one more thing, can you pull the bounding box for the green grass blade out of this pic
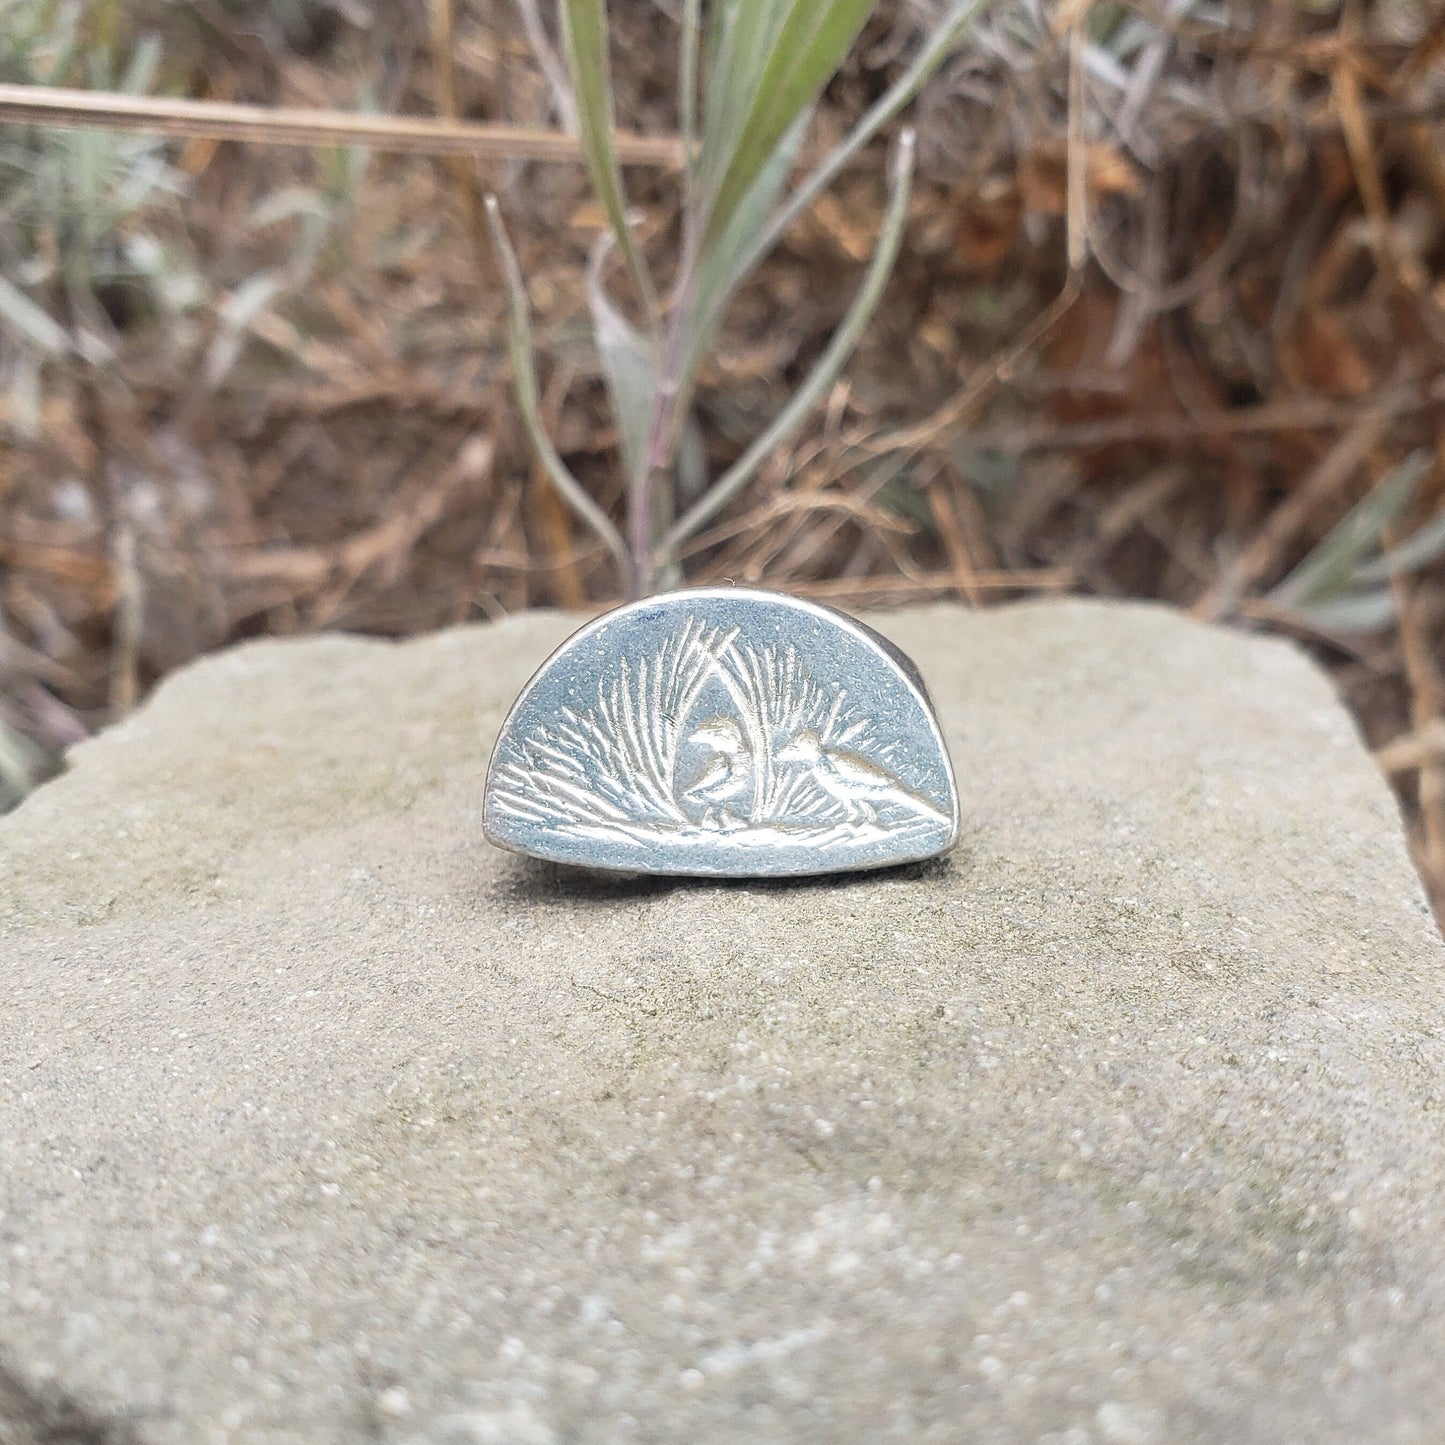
[1358,510,1445,585]
[724,0,995,293]
[1284,589,1398,635]
[703,0,877,246]
[660,128,916,564]
[587,236,659,480]
[0,271,70,352]
[680,113,807,390]
[1271,452,1428,607]
[484,195,635,593]
[559,0,657,318]
[0,717,54,812]
[698,0,788,201]
[119,32,162,95]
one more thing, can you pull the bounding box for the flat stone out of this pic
[0,600,1441,1445]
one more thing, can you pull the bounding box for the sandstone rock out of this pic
[1,601,1441,1444]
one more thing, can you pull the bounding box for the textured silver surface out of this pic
[483,587,959,875]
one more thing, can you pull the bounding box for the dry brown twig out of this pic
[222,436,494,622]
[926,459,985,605]
[0,82,682,167]
[1377,721,1445,776]
[531,361,589,609]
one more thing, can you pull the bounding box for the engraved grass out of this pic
[490,613,946,852]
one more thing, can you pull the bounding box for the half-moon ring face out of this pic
[484,587,959,878]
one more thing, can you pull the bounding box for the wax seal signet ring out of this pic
[483,586,959,878]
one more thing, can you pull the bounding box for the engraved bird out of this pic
[776,727,948,826]
[683,715,754,826]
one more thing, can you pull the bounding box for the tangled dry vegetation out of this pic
[0,0,1442,913]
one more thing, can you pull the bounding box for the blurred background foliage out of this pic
[0,0,1442,910]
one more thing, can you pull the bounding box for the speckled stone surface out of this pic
[1,601,1442,1445]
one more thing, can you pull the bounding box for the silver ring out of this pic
[484,586,958,877]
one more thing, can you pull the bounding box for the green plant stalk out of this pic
[484,195,636,593]
[515,1,994,596]
[623,281,692,588]
[558,0,667,586]
[656,127,917,570]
